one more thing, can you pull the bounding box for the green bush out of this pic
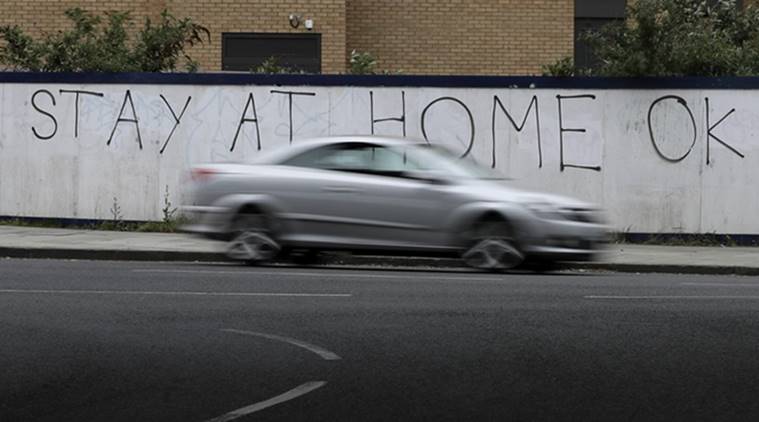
[544,0,759,77]
[348,49,377,74]
[251,56,297,74]
[0,8,209,72]
[541,57,579,77]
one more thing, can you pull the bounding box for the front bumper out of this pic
[521,219,610,262]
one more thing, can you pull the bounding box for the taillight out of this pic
[190,167,218,182]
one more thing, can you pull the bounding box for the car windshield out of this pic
[405,144,506,180]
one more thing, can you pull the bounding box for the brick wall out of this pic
[0,0,573,75]
[346,0,574,75]
[0,1,166,37]
[168,0,346,73]
[0,0,347,74]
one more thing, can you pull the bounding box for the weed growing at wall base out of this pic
[0,188,188,233]
[0,216,189,233]
[613,232,757,246]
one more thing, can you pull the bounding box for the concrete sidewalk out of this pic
[1,225,758,275]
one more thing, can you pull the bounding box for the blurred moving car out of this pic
[182,136,608,270]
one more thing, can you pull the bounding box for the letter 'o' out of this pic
[647,95,697,163]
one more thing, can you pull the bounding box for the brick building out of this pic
[0,0,750,75]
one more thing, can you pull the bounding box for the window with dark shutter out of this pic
[222,33,321,73]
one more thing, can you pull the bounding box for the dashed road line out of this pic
[585,295,759,300]
[222,329,341,361]
[203,381,327,422]
[0,289,351,298]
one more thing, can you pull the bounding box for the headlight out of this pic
[558,207,602,223]
[525,202,564,220]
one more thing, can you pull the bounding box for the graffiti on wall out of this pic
[27,88,747,170]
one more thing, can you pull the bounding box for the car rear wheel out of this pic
[462,219,524,271]
[286,248,323,266]
[226,210,280,264]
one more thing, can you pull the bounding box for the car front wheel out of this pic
[461,219,524,271]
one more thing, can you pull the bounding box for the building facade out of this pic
[1,0,750,75]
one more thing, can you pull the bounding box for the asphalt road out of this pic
[2,259,759,421]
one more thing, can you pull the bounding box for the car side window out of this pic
[282,143,367,170]
[363,146,417,173]
[282,143,421,176]
[315,146,370,170]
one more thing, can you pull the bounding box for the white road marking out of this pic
[0,289,351,298]
[203,381,327,422]
[222,329,341,361]
[133,268,503,281]
[586,295,759,300]
[681,282,759,287]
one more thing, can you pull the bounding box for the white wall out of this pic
[1,82,756,233]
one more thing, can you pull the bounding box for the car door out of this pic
[308,142,452,249]
[356,143,457,248]
[340,169,452,249]
[276,141,453,249]
[267,143,371,245]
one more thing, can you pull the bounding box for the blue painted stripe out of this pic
[3,72,759,89]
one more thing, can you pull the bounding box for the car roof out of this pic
[253,135,428,164]
[296,135,425,148]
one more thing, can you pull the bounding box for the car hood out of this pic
[455,179,596,209]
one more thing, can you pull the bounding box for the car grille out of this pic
[545,237,605,250]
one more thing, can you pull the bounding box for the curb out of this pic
[571,262,759,276]
[0,246,464,269]
[0,247,223,263]
[3,246,759,275]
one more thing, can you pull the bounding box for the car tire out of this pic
[226,210,280,265]
[522,258,564,273]
[286,249,323,266]
[461,218,524,271]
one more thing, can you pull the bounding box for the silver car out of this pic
[182,136,608,270]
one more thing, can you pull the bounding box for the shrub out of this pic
[544,0,759,77]
[348,49,378,74]
[541,57,580,77]
[0,8,209,72]
[251,56,296,74]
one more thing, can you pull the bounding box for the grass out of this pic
[613,232,754,247]
[0,216,189,233]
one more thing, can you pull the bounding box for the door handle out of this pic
[322,186,359,193]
